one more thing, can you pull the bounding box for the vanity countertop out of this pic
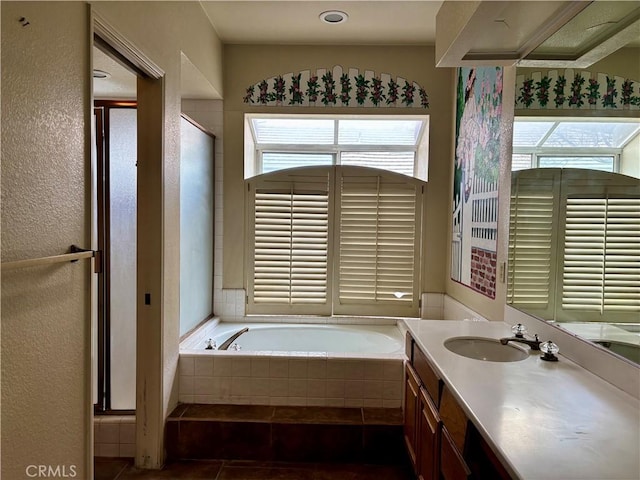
[403,319,640,480]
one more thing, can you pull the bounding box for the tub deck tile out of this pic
[362,407,403,425]
[177,404,275,422]
[272,406,363,424]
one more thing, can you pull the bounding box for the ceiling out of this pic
[93,1,639,99]
[199,1,443,45]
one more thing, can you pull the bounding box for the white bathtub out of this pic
[181,321,404,355]
[178,319,406,408]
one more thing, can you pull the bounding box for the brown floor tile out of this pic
[96,459,412,480]
[118,460,224,479]
[311,463,413,480]
[94,458,131,480]
[272,406,362,424]
[217,464,311,480]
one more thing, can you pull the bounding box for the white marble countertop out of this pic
[403,319,640,480]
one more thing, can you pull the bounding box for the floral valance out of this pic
[242,66,429,108]
[516,69,640,110]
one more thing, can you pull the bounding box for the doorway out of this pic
[93,98,138,413]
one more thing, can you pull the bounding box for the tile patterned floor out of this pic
[95,458,414,480]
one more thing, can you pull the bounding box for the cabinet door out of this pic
[418,387,440,480]
[404,362,420,471]
[441,427,472,480]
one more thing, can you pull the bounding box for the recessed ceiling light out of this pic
[320,10,348,25]
[93,69,111,79]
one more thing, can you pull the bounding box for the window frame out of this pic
[511,117,640,173]
[246,114,429,180]
[245,165,424,317]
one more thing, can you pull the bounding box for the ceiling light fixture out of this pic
[92,69,111,79]
[320,10,348,25]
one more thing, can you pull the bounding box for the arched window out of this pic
[246,165,424,317]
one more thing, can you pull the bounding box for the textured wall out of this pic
[91,1,223,467]
[222,45,454,292]
[1,2,91,478]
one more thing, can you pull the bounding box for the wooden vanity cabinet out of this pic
[404,336,443,480]
[440,385,472,480]
[404,363,420,469]
[404,333,513,480]
[441,427,472,480]
[417,387,440,480]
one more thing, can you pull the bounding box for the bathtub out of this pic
[181,321,405,355]
[178,318,406,408]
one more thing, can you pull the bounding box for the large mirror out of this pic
[508,43,640,365]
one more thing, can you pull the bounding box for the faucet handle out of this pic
[511,323,527,338]
[540,340,559,362]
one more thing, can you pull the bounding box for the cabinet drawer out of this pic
[441,427,472,480]
[439,385,468,453]
[418,387,440,480]
[404,362,421,470]
[413,341,442,408]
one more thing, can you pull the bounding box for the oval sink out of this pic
[444,336,528,362]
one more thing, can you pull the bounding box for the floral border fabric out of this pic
[243,66,428,108]
[516,69,640,110]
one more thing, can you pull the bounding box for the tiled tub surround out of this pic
[179,317,405,407]
[94,415,136,458]
[179,353,404,408]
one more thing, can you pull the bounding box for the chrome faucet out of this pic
[499,323,542,351]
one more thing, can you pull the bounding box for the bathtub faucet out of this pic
[219,327,249,350]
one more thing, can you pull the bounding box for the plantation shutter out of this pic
[561,193,640,318]
[335,169,422,316]
[247,171,331,315]
[508,170,559,318]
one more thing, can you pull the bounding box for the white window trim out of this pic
[246,165,424,317]
[245,113,429,180]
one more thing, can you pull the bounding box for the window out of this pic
[562,194,640,314]
[246,166,423,317]
[245,114,429,180]
[511,119,640,177]
[509,168,640,322]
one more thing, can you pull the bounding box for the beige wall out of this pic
[222,45,455,295]
[1,3,92,478]
[1,1,223,475]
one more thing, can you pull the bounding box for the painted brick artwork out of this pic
[451,66,503,299]
[470,247,497,298]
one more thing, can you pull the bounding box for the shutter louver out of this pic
[252,186,329,310]
[508,173,557,312]
[563,196,640,313]
[337,173,419,315]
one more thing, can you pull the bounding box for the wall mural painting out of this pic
[515,69,640,110]
[242,66,429,108]
[451,67,503,299]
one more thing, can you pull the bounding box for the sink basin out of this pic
[444,336,529,362]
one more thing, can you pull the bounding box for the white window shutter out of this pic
[335,168,421,316]
[562,195,640,315]
[247,171,332,315]
[508,170,559,317]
